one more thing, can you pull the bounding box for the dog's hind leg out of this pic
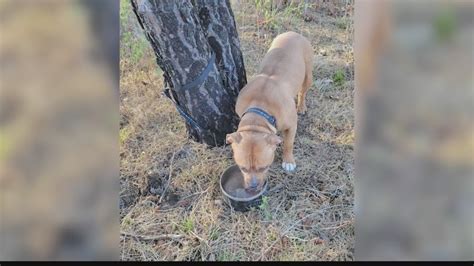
[297,65,313,114]
[297,54,313,115]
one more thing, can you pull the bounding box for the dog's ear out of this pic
[226,132,242,144]
[266,134,282,146]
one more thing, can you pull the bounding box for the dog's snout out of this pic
[249,176,259,188]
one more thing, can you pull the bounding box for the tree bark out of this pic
[193,0,247,99]
[131,0,247,146]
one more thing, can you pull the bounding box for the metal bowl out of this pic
[219,164,268,212]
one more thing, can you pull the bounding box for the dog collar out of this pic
[242,107,277,128]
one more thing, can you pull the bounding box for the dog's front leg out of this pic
[281,126,297,172]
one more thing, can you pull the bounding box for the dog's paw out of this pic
[297,104,307,115]
[297,110,306,115]
[282,162,296,172]
[297,107,307,115]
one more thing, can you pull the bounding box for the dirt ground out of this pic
[120,0,354,261]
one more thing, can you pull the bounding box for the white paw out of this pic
[282,162,296,172]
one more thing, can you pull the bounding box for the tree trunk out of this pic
[193,0,247,100]
[131,0,247,146]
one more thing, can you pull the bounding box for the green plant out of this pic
[120,0,131,27]
[259,196,272,220]
[268,231,277,242]
[122,216,132,226]
[254,0,306,31]
[336,17,348,30]
[181,218,194,233]
[217,250,233,261]
[217,250,244,261]
[120,0,150,63]
[254,0,278,30]
[333,69,345,87]
[433,7,457,42]
[119,127,130,145]
[131,37,148,63]
[209,227,219,241]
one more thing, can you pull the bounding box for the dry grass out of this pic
[120,0,354,261]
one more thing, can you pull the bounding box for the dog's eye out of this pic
[257,166,269,172]
[240,167,249,173]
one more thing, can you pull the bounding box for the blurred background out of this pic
[355,0,473,261]
[0,0,119,260]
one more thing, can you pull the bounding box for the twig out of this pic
[159,186,211,212]
[121,231,183,241]
[159,151,176,204]
[179,189,208,201]
[319,220,353,230]
[202,157,233,163]
[268,183,284,193]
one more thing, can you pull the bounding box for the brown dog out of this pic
[226,31,313,190]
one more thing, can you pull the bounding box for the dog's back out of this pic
[258,32,312,96]
[236,31,313,118]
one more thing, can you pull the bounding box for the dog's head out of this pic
[226,131,281,191]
